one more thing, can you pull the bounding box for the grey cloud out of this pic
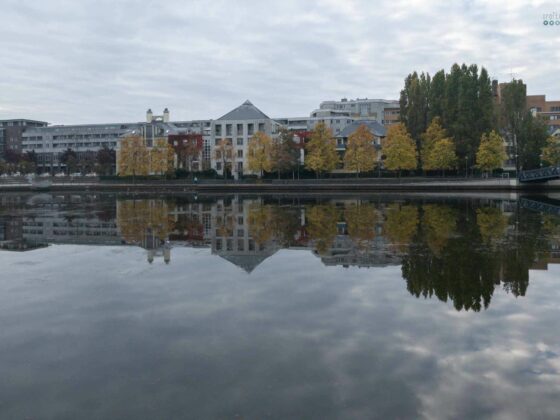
[0,0,559,124]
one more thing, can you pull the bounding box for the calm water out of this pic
[1,192,560,419]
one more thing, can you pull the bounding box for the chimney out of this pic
[146,108,153,123]
[163,108,170,123]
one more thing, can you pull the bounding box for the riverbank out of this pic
[1,177,559,192]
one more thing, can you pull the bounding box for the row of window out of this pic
[215,123,266,136]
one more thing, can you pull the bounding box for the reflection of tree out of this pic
[403,208,498,312]
[248,204,274,245]
[269,205,301,247]
[477,207,509,245]
[345,203,378,249]
[402,203,553,311]
[384,204,418,251]
[423,204,457,255]
[117,200,173,244]
[306,204,339,254]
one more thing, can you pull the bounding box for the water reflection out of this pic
[1,193,559,312]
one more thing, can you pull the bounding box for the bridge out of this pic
[519,166,560,183]
[520,197,560,216]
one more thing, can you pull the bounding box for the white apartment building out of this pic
[210,100,281,178]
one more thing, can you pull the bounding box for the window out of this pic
[237,150,243,158]
[237,240,244,251]
[551,106,560,112]
[238,216,244,224]
[237,162,243,172]
[237,124,243,135]
[215,125,222,136]
[258,123,265,132]
[248,124,254,135]
[237,138,243,146]
[216,162,222,170]
[215,138,221,146]
[226,124,232,136]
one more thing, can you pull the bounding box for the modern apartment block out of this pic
[0,119,48,157]
[527,95,560,134]
[317,97,400,125]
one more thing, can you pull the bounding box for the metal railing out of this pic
[519,166,560,182]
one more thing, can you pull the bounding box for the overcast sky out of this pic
[0,0,559,125]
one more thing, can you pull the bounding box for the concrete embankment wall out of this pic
[2,178,559,193]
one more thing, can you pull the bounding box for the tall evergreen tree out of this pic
[428,70,446,122]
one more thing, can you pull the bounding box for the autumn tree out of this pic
[476,131,506,175]
[305,122,338,178]
[344,124,377,177]
[176,135,203,172]
[150,138,175,176]
[247,131,272,178]
[214,138,234,179]
[118,135,149,177]
[421,117,447,169]
[382,123,417,176]
[425,138,457,176]
[541,136,560,166]
[270,127,299,178]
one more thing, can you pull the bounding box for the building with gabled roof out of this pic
[211,100,281,178]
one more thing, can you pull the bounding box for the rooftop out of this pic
[217,100,270,121]
[337,120,387,138]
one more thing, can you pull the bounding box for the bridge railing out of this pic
[519,166,560,182]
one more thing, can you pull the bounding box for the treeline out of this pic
[399,63,552,171]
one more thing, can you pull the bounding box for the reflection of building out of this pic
[0,216,48,251]
[211,198,279,273]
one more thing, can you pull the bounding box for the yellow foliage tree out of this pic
[476,131,507,174]
[425,138,457,175]
[305,122,339,177]
[247,131,273,177]
[118,135,149,177]
[344,124,377,176]
[384,204,419,251]
[541,136,560,166]
[214,138,234,179]
[421,117,447,169]
[150,137,175,175]
[382,123,417,176]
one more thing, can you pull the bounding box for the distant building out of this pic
[316,97,400,125]
[527,95,560,134]
[0,119,48,158]
[334,120,387,168]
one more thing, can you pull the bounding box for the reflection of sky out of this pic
[0,245,559,419]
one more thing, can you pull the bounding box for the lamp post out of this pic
[465,156,468,178]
